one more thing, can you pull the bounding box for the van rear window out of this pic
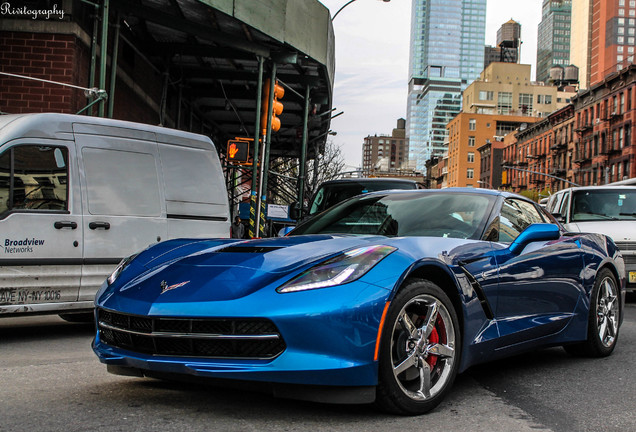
[0,145,69,216]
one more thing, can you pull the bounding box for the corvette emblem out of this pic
[160,280,190,294]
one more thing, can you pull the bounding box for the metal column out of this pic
[107,12,120,118]
[249,57,264,238]
[297,85,311,218]
[98,0,109,117]
[87,3,99,116]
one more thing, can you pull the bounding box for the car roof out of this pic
[360,187,521,200]
[553,185,636,193]
[319,178,418,185]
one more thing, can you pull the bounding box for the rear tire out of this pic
[564,268,620,357]
[375,279,461,415]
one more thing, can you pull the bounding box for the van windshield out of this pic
[309,180,417,215]
[571,189,636,221]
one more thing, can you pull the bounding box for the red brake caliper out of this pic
[427,323,439,368]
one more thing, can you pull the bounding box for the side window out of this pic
[499,199,544,243]
[82,147,160,216]
[559,193,570,217]
[547,192,563,214]
[0,145,68,217]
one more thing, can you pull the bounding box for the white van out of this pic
[0,113,230,319]
[546,185,636,291]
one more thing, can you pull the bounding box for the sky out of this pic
[319,0,543,169]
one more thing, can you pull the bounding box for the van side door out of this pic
[0,140,83,313]
[74,126,167,302]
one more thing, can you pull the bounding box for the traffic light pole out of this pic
[297,85,311,217]
[249,57,264,238]
[502,165,580,187]
[256,64,278,237]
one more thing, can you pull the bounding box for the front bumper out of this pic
[93,281,390,388]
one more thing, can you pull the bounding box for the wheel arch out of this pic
[393,261,465,333]
[596,261,625,325]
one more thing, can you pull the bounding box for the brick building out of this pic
[362,118,413,176]
[573,65,636,185]
[477,138,505,189]
[446,112,536,188]
[500,65,636,194]
[1,12,193,127]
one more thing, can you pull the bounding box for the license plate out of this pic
[630,272,636,284]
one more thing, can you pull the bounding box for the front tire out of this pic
[376,279,461,415]
[565,268,620,357]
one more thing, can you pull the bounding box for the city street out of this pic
[1,298,634,432]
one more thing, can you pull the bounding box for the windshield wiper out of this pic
[576,212,618,220]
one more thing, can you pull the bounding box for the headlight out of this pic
[107,253,138,285]
[277,245,397,293]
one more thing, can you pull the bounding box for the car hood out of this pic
[565,221,635,242]
[98,233,489,315]
[100,234,393,306]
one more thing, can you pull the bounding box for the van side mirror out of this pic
[551,212,565,223]
[509,223,561,255]
[278,226,294,237]
[289,201,299,221]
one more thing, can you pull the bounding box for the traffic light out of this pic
[227,138,250,164]
[260,79,284,133]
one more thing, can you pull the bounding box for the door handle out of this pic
[89,221,111,230]
[54,221,78,230]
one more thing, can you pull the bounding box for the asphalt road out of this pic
[0,298,634,432]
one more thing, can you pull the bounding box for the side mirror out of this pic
[289,201,299,221]
[509,223,561,255]
[278,226,294,237]
[550,212,565,223]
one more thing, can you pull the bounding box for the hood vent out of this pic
[216,245,284,253]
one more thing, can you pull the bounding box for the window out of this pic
[498,199,545,243]
[497,92,513,115]
[0,145,69,216]
[479,90,494,101]
[467,152,475,163]
[82,148,161,216]
[468,136,475,147]
[519,93,533,115]
[467,168,474,179]
[469,119,476,130]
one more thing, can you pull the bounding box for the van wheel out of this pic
[58,312,94,323]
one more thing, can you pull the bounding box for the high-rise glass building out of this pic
[406,0,487,172]
[536,0,572,83]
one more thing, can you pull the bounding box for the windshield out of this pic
[571,188,636,221]
[308,180,417,215]
[293,191,496,239]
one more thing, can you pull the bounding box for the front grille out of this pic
[622,254,636,266]
[97,309,286,359]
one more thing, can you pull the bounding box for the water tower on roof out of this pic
[497,19,521,63]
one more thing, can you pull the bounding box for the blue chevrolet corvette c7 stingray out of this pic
[93,189,626,415]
